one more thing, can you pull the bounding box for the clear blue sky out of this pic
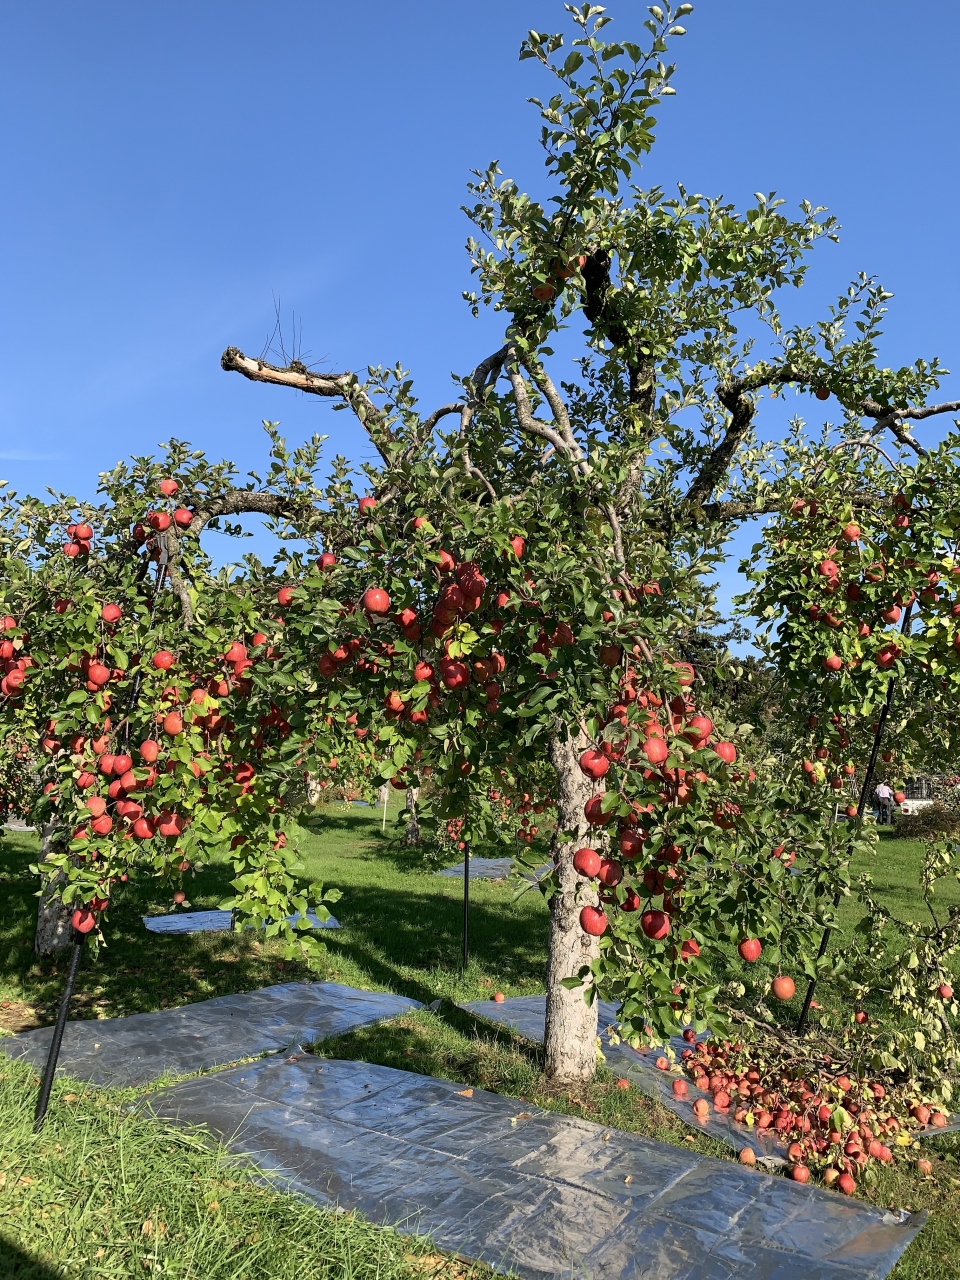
[1,1,958,607]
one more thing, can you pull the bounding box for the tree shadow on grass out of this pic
[0,827,549,1024]
[0,1235,65,1279]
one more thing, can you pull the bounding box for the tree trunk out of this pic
[35,824,74,957]
[404,786,421,844]
[543,728,602,1082]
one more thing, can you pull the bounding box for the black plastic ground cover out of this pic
[142,908,340,934]
[147,1054,925,1280]
[0,982,420,1087]
[461,996,960,1158]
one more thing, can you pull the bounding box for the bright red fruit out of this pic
[771,975,796,1001]
[791,1165,811,1184]
[140,740,160,763]
[584,795,614,826]
[147,511,171,532]
[225,642,247,663]
[317,551,337,569]
[841,522,861,542]
[837,1173,856,1195]
[579,749,609,780]
[358,496,377,514]
[159,478,179,496]
[101,604,122,623]
[112,754,132,775]
[277,587,296,606]
[643,737,669,765]
[362,587,391,615]
[74,522,93,540]
[441,661,469,690]
[938,983,954,1000]
[597,858,623,888]
[714,742,737,764]
[819,559,839,577]
[72,909,96,934]
[163,712,183,736]
[87,663,111,687]
[158,811,185,838]
[133,817,155,839]
[509,536,525,557]
[579,905,608,936]
[641,910,670,941]
[738,938,762,963]
[152,651,174,670]
[572,847,602,878]
[599,643,622,667]
[823,654,843,671]
[173,507,193,528]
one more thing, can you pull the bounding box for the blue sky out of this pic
[1,1,958,612]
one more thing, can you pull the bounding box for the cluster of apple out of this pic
[0,614,32,699]
[678,1036,950,1190]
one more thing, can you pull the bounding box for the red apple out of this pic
[173,507,193,528]
[140,740,160,763]
[791,1164,811,1184]
[112,754,132,776]
[572,847,602,878]
[824,654,843,671]
[493,992,505,1003]
[579,749,609,780]
[579,905,607,936]
[714,741,737,764]
[159,478,179,496]
[71,908,96,934]
[837,1173,856,1195]
[362,587,391,615]
[938,983,954,1000]
[738,938,762,963]
[641,910,670,941]
[842,522,861,542]
[163,712,183,736]
[152,651,175,670]
[358,496,377,514]
[599,644,623,667]
[87,663,111,687]
[598,858,623,888]
[771,975,796,1001]
[317,551,337,569]
[277,587,296,607]
[147,511,171,532]
[643,737,669,765]
[101,604,122,623]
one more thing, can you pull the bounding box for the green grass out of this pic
[2,805,960,1278]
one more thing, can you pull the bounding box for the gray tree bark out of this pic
[543,728,602,1082]
[404,786,421,844]
[34,823,74,957]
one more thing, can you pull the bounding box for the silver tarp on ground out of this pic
[0,982,420,1087]
[461,996,960,1156]
[147,1054,925,1280]
[437,858,551,881]
[142,908,340,934]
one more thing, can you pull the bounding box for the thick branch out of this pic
[187,491,293,538]
[162,527,194,628]
[505,361,576,459]
[685,387,756,508]
[221,347,397,462]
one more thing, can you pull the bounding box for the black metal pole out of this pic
[462,847,470,968]
[34,929,85,1132]
[34,539,166,1129]
[795,604,912,1036]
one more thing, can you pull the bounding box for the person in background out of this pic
[875,781,894,825]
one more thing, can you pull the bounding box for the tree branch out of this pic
[505,360,576,460]
[162,527,194,628]
[221,347,397,462]
[186,490,296,537]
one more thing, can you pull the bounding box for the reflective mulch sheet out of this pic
[437,858,551,881]
[0,982,420,1088]
[461,997,960,1159]
[148,1055,925,1280]
[143,909,340,935]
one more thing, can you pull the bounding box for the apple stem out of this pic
[33,928,86,1132]
[796,604,913,1036]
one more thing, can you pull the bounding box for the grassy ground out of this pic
[1,805,959,1277]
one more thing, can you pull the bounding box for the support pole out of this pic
[795,605,912,1036]
[462,847,470,968]
[34,929,85,1132]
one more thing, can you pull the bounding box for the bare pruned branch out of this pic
[221,347,397,462]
